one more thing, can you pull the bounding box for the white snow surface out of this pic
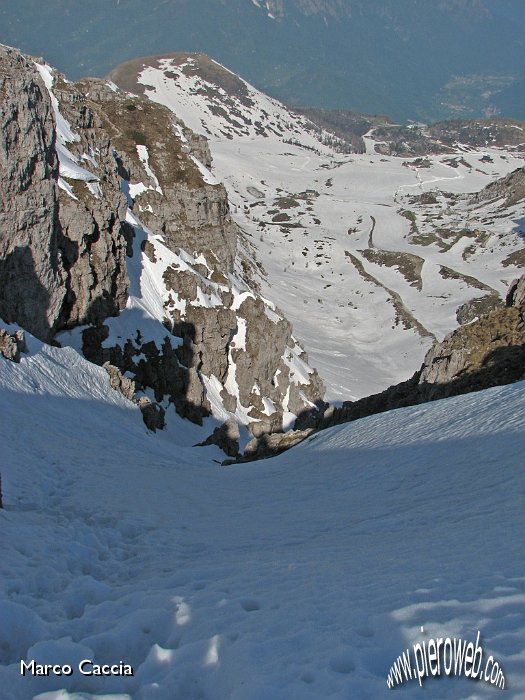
[1,335,525,698]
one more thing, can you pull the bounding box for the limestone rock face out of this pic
[506,275,525,308]
[0,46,64,340]
[157,185,237,272]
[0,46,129,341]
[243,428,315,460]
[456,294,503,325]
[103,362,136,401]
[471,166,525,208]
[49,76,130,328]
[411,318,524,398]
[72,81,325,436]
[77,80,237,272]
[418,274,525,397]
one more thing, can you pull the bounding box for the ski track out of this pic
[397,162,465,194]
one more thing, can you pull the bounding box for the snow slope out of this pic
[129,55,525,401]
[1,332,525,699]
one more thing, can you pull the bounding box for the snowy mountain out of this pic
[0,44,324,452]
[1,0,524,122]
[110,52,525,401]
[1,41,525,700]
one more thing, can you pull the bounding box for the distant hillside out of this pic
[1,0,524,122]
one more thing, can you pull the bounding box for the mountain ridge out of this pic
[116,49,524,403]
[0,44,326,449]
[1,0,524,122]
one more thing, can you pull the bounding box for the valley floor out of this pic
[213,141,524,402]
[1,339,524,699]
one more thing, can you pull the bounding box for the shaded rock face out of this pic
[83,327,209,425]
[0,47,64,340]
[82,233,324,434]
[102,362,166,432]
[197,419,240,458]
[0,46,129,341]
[51,81,130,329]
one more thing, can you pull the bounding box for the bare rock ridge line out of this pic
[0,44,324,445]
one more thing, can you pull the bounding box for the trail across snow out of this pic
[1,340,525,699]
[396,161,465,194]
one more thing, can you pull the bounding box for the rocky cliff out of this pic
[0,45,129,342]
[0,45,324,447]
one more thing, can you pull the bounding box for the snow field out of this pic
[213,140,524,400]
[1,338,525,699]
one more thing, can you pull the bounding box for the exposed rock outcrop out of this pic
[197,419,240,458]
[506,275,525,307]
[70,78,325,436]
[103,361,136,401]
[0,45,129,341]
[0,46,64,340]
[456,294,503,325]
[0,328,28,363]
[50,77,130,328]
[137,397,166,432]
[417,304,525,400]
[102,362,166,432]
[470,166,525,208]
[241,428,315,461]
[76,80,237,272]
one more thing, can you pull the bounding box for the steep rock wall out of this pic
[0,46,64,340]
[0,45,129,340]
